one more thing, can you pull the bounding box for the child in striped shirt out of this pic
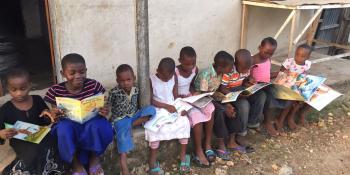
[44,53,113,175]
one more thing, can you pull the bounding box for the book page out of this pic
[81,94,105,123]
[144,108,178,132]
[306,84,342,111]
[8,121,50,144]
[181,92,214,104]
[173,98,193,112]
[56,97,82,122]
[242,82,271,96]
[222,90,243,103]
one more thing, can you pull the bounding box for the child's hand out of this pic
[180,110,188,116]
[42,108,65,123]
[40,109,57,123]
[166,105,177,113]
[225,103,236,118]
[98,106,110,118]
[0,128,18,139]
[191,92,200,96]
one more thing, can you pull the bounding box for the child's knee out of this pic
[179,138,188,145]
[141,105,156,116]
[149,141,160,149]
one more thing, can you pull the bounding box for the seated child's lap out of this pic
[264,87,292,109]
[188,102,214,127]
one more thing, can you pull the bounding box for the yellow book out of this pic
[56,94,105,123]
[5,121,50,144]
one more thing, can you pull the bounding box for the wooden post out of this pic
[306,11,322,45]
[44,0,57,84]
[240,4,249,49]
[274,10,296,39]
[136,0,150,106]
[288,10,300,57]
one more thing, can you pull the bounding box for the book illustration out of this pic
[221,90,243,103]
[219,83,271,103]
[5,121,50,144]
[56,94,104,124]
[306,84,342,111]
[273,72,326,101]
[241,82,271,96]
[180,92,214,109]
[144,108,178,133]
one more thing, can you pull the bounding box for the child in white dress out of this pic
[145,57,191,174]
[275,44,313,130]
[175,46,215,167]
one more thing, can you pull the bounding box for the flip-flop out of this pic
[192,155,210,168]
[228,146,246,154]
[149,162,164,175]
[204,149,216,162]
[179,155,191,174]
[72,171,88,175]
[215,149,231,161]
[89,163,104,175]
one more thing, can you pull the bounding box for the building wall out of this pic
[48,0,312,88]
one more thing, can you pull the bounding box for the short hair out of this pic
[5,68,31,84]
[158,57,175,72]
[116,64,134,76]
[261,37,277,47]
[180,46,196,59]
[234,49,252,67]
[214,51,234,65]
[61,53,86,69]
[297,43,313,54]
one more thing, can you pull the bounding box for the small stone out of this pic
[347,112,350,116]
[278,165,293,175]
[222,165,229,169]
[272,164,279,171]
[261,144,267,148]
[303,166,307,169]
[274,144,281,149]
[310,149,313,153]
[165,172,170,175]
[328,116,333,120]
[328,113,333,117]
[215,168,227,175]
[173,168,177,171]
[226,161,235,166]
[172,164,176,168]
[336,130,341,133]
[343,135,349,139]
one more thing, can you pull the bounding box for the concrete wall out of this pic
[48,0,312,88]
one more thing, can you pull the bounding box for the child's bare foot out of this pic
[264,122,279,136]
[275,119,284,132]
[287,119,298,131]
[195,150,209,166]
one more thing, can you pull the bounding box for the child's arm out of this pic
[242,76,256,87]
[0,109,17,141]
[150,79,177,113]
[189,67,199,95]
[219,84,231,95]
[173,74,179,99]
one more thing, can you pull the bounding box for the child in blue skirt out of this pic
[107,64,156,175]
[44,53,113,175]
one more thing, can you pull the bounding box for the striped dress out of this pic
[44,79,113,165]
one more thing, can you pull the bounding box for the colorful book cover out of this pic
[56,94,104,124]
[5,121,50,144]
[221,83,271,103]
[144,108,178,132]
[306,84,342,111]
[272,72,326,101]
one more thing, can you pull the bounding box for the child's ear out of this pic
[60,70,64,77]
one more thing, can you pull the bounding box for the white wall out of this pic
[48,0,312,88]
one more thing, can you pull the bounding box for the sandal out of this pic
[179,155,191,174]
[204,149,216,162]
[72,172,88,175]
[149,162,164,175]
[89,163,104,175]
[228,145,255,154]
[192,155,210,168]
[215,149,231,161]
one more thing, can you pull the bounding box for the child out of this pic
[250,37,281,136]
[146,57,191,174]
[194,51,235,161]
[218,49,266,153]
[275,44,313,131]
[44,53,113,175]
[0,68,65,174]
[175,46,215,167]
[107,64,156,175]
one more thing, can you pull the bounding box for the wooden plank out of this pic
[274,10,296,39]
[313,39,350,50]
[311,52,350,64]
[288,10,300,57]
[319,23,340,30]
[44,0,57,84]
[242,1,296,9]
[240,4,249,49]
[293,8,323,45]
[306,11,322,45]
[297,4,350,10]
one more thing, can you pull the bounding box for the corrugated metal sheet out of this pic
[316,9,342,42]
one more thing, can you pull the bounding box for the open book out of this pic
[215,83,271,103]
[271,71,326,101]
[5,121,50,144]
[180,92,214,108]
[56,94,104,124]
[306,84,342,111]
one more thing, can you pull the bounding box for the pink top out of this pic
[250,58,271,83]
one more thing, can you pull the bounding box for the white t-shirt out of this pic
[282,58,311,74]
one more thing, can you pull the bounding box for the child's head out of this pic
[213,51,234,75]
[234,49,252,74]
[294,44,312,65]
[6,68,31,102]
[116,64,135,93]
[60,53,87,89]
[157,57,176,82]
[258,37,277,60]
[179,46,196,73]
